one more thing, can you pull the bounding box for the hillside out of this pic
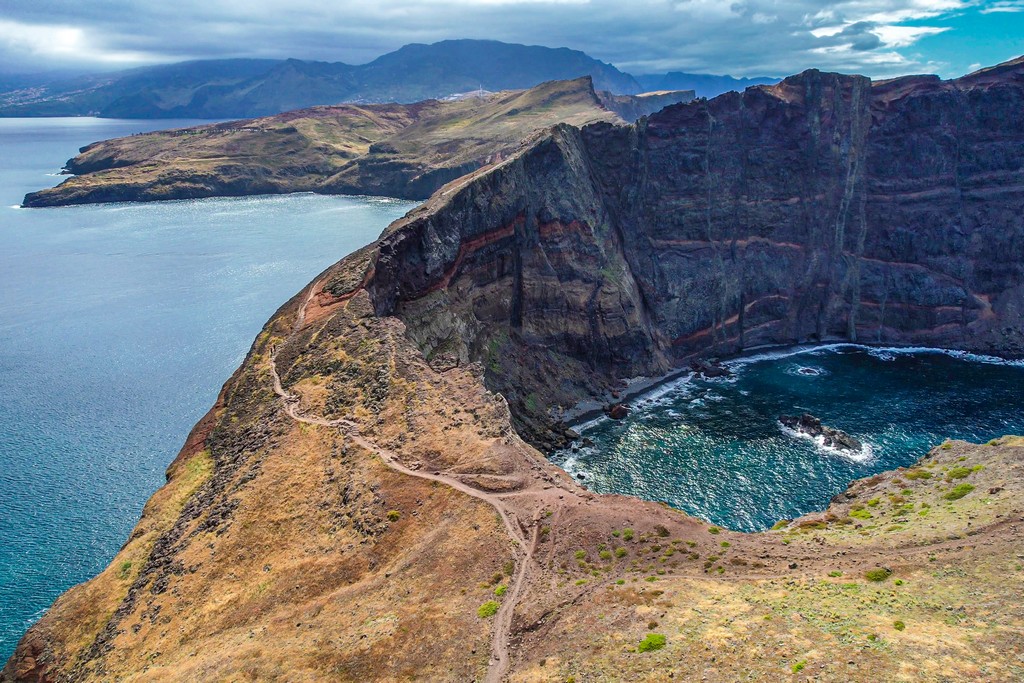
[0,40,641,119]
[21,78,692,206]
[5,57,1024,682]
[0,40,772,120]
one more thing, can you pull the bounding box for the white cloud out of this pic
[0,0,999,79]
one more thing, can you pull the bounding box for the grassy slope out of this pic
[5,246,1022,681]
[22,78,623,206]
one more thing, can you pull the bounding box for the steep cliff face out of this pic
[349,62,1024,436]
[6,59,1024,683]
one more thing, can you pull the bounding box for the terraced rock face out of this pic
[5,59,1024,682]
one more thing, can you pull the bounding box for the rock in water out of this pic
[780,414,863,452]
[606,403,630,419]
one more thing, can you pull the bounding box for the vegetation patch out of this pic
[477,601,500,618]
[637,633,666,652]
[944,483,975,501]
[865,568,892,582]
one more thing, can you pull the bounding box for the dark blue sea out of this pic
[552,345,1024,532]
[0,117,416,660]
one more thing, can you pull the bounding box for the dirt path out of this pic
[267,279,534,683]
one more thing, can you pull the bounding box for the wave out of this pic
[779,423,874,464]
[725,342,1024,371]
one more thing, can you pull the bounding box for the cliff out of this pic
[22,78,692,207]
[5,57,1024,682]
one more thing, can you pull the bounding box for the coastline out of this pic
[556,339,1024,433]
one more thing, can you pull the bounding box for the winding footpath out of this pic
[267,280,535,683]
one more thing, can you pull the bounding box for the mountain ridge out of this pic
[21,77,694,206]
[0,39,768,119]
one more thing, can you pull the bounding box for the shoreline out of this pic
[557,339,1024,432]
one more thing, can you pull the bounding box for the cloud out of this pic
[0,0,991,78]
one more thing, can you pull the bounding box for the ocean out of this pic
[0,117,416,660]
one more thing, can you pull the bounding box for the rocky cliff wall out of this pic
[351,62,1024,439]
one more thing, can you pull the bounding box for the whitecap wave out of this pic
[784,364,829,377]
[724,342,1024,371]
[779,423,874,464]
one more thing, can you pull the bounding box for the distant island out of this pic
[0,39,774,119]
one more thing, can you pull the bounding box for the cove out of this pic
[551,345,1024,532]
[0,118,417,659]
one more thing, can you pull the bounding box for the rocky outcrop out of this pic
[350,58,1024,436]
[780,414,863,452]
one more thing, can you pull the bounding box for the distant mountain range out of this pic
[0,40,776,119]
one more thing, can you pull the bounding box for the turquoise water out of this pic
[552,345,1024,532]
[0,118,416,660]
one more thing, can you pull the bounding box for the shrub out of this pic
[792,660,807,673]
[477,601,500,618]
[386,510,401,522]
[574,550,587,560]
[865,568,892,582]
[905,469,932,480]
[867,498,880,507]
[946,467,971,480]
[612,530,621,537]
[893,620,906,631]
[771,520,789,530]
[600,550,613,560]
[655,525,670,537]
[720,541,731,548]
[117,561,133,580]
[944,483,975,501]
[828,570,842,577]
[637,633,666,652]
[708,527,721,534]
[575,579,587,586]
[941,442,953,450]
[622,528,634,541]
[494,585,507,597]
[850,509,872,520]
[615,547,628,558]
[503,560,515,575]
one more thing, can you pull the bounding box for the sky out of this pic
[0,0,1021,79]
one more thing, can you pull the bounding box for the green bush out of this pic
[574,550,587,560]
[865,568,892,582]
[893,620,906,631]
[615,547,628,558]
[600,550,613,560]
[946,467,971,480]
[867,498,880,507]
[850,509,872,520]
[637,633,666,652]
[771,520,789,530]
[622,528,634,541]
[477,601,500,618]
[708,527,721,534]
[494,585,507,597]
[386,510,401,522]
[828,570,842,577]
[792,660,807,673]
[905,469,932,480]
[944,483,975,501]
